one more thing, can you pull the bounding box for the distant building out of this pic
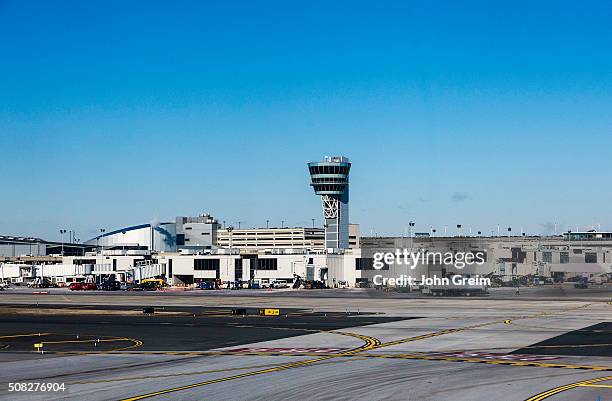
[85,222,176,252]
[217,227,325,252]
[563,230,612,241]
[175,214,221,251]
[0,235,94,258]
[348,224,360,249]
[216,224,359,253]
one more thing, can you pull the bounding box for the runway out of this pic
[0,291,610,400]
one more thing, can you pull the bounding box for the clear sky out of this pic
[1,1,611,241]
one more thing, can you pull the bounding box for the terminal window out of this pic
[585,252,597,263]
[194,259,220,270]
[355,258,389,270]
[256,258,278,270]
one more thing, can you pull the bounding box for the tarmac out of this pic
[0,287,610,400]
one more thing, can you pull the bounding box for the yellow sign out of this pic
[262,308,280,316]
[34,343,43,348]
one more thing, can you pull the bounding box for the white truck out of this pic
[270,279,289,289]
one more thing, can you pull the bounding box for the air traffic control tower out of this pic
[307,156,351,249]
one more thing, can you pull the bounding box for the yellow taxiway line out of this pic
[119,330,380,401]
[525,375,611,401]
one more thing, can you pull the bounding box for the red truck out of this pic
[69,282,97,291]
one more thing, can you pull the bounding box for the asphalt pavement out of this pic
[0,289,610,401]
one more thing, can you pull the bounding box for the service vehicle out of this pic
[100,280,121,291]
[270,279,289,289]
[134,281,158,291]
[574,277,589,289]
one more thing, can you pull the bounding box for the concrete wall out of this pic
[156,253,328,284]
[180,222,216,249]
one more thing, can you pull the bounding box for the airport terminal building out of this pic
[3,228,612,288]
[1,156,611,288]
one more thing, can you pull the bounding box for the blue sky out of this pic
[1,1,611,240]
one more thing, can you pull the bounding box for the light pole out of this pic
[122,231,126,253]
[266,220,269,229]
[100,228,105,256]
[457,224,462,237]
[59,229,66,256]
[312,218,315,228]
[409,221,415,249]
[281,220,284,228]
[507,227,512,238]
[227,226,234,285]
